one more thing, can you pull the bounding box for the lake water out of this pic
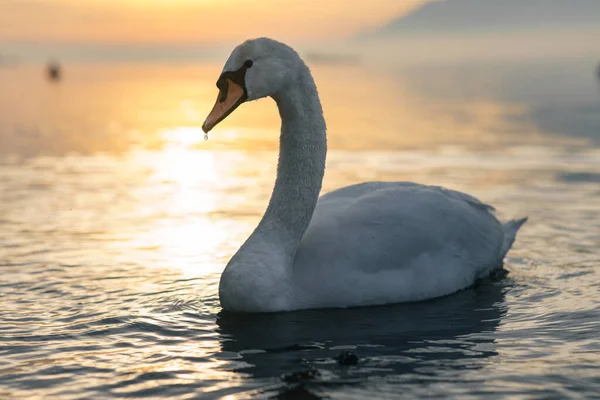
[1,57,599,399]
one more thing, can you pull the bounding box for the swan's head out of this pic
[202,37,302,133]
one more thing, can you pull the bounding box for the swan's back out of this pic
[292,182,521,309]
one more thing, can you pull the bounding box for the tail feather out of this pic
[501,217,528,257]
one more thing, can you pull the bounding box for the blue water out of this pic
[1,58,599,399]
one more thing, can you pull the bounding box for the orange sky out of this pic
[0,0,428,45]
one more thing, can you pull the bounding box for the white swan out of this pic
[202,38,527,313]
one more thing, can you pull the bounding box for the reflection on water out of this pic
[217,280,505,397]
[2,58,597,156]
[1,59,599,398]
[394,59,600,145]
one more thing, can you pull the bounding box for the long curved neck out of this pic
[254,64,327,253]
[220,62,326,311]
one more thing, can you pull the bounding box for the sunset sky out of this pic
[1,0,427,45]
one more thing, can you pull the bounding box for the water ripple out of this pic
[1,147,599,398]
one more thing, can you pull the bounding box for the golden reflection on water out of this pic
[0,61,572,157]
[124,145,228,278]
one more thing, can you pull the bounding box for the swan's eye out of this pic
[244,60,253,68]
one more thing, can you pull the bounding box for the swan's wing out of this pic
[293,182,506,307]
[310,182,502,268]
[319,181,495,213]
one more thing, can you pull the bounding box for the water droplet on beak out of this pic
[204,132,209,141]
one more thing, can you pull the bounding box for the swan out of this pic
[202,37,527,313]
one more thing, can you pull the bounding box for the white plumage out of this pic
[203,38,527,312]
[294,182,526,309]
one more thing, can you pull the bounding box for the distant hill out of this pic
[372,0,600,36]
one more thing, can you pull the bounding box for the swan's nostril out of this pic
[218,81,230,103]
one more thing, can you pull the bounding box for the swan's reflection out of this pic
[216,277,507,387]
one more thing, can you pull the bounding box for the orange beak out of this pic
[202,78,247,133]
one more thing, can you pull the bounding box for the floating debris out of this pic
[335,351,359,366]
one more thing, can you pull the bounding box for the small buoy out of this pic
[47,61,61,82]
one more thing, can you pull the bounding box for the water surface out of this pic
[1,59,599,398]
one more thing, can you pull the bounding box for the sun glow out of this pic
[161,127,206,148]
[124,144,259,279]
[0,0,427,44]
